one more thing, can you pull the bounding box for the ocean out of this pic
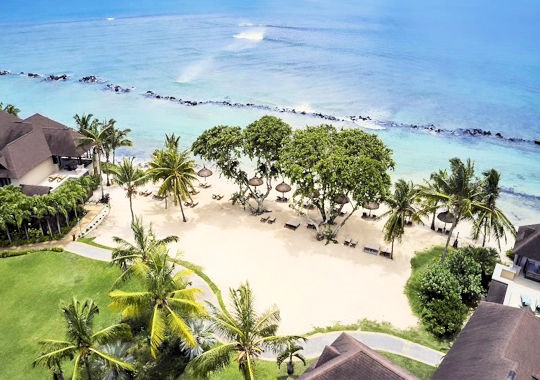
[1,0,539,225]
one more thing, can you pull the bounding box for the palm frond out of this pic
[165,305,196,346]
[88,347,135,371]
[187,342,237,378]
[108,290,151,312]
[91,323,132,345]
[149,305,166,358]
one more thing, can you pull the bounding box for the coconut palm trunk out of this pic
[85,357,93,380]
[442,219,458,262]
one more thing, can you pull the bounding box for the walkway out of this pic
[261,331,443,366]
[64,241,111,262]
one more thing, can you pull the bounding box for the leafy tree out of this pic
[382,179,423,258]
[109,246,205,358]
[192,116,292,214]
[33,298,134,380]
[445,250,483,307]
[418,158,485,262]
[187,283,304,380]
[459,246,500,290]
[281,125,393,239]
[112,157,148,222]
[111,217,178,278]
[473,169,516,249]
[147,141,197,222]
[277,341,307,377]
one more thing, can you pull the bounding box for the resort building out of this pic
[486,223,540,311]
[299,333,417,380]
[433,301,540,380]
[0,110,93,195]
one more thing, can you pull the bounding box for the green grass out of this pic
[378,352,436,380]
[77,236,113,250]
[0,250,123,380]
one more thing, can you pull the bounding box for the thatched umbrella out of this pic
[275,181,291,199]
[335,194,349,205]
[363,201,380,216]
[437,211,456,230]
[197,167,213,185]
[248,177,263,187]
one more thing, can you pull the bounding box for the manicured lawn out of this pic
[77,236,113,250]
[379,352,436,380]
[0,250,123,379]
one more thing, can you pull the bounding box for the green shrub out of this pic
[506,249,514,261]
[0,247,63,258]
[418,264,461,303]
[445,251,483,307]
[421,298,467,339]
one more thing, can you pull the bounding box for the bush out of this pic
[421,298,468,339]
[0,247,63,258]
[419,265,462,304]
[445,251,483,307]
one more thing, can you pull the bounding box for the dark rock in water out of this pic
[0,70,10,75]
[495,133,503,138]
[79,75,103,83]
[534,140,540,145]
[47,74,68,81]
[27,73,40,78]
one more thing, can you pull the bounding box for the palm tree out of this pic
[164,133,181,151]
[109,246,205,358]
[109,127,132,165]
[147,145,197,222]
[74,113,97,132]
[78,121,112,200]
[382,179,423,259]
[473,169,516,249]
[188,283,304,380]
[1,103,20,116]
[419,158,485,262]
[111,217,178,276]
[179,320,217,360]
[101,118,117,186]
[422,170,447,230]
[33,298,134,380]
[277,341,307,377]
[112,157,148,222]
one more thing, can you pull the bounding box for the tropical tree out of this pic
[111,217,178,276]
[473,169,516,249]
[277,341,307,377]
[192,116,292,214]
[0,102,20,116]
[108,127,133,165]
[109,246,205,358]
[421,170,447,230]
[74,113,98,132]
[281,125,394,240]
[112,157,148,222]
[33,298,134,380]
[381,179,423,259]
[147,142,197,222]
[91,342,134,380]
[187,283,304,380]
[179,320,217,360]
[418,158,486,262]
[78,121,112,200]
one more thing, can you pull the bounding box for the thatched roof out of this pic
[513,224,540,261]
[300,333,417,380]
[433,301,540,380]
[485,280,508,304]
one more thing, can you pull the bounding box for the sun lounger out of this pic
[362,212,368,218]
[190,189,200,195]
[56,175,66,182]
[48,175,57,182]
[363,246,379,255]
[276,196,288,202]
[521,294,531,307]
[349,240,358,248]
[184,201,193,207]
[437,227,443,233]
[284,221,300,230]
[344,237,351,246]
[380,250,392,259]
[190,202,198,208]
[307,222,317,230]
[260,216,269,223]
[152,194,165,201]
[216,194,224,200]
[267,217,276,224]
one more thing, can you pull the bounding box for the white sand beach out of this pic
[89,176,512,335]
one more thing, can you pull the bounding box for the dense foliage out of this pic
[0,176,97,246]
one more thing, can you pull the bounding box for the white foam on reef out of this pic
[176,57,214,84]
[233,28,265,41]
[293,102,315,113]
[106,17,115,21]
[238,22,254,27]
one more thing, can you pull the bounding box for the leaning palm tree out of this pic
[382,179,423,259]
[101,119,117,186]
[147,145,197,222]
[73,113,97,132]
[421,170,447,230]
[78,121,112,200]
[112,157,148,222]
[473,169,516,249]
[187,283,304,380]
[277,341,307,377]
[33,298,134,380]
[108,127,132,165]
[109,246,205,358]
[1,103,20,116]
[111,217,178,278]
[419,158,486,262]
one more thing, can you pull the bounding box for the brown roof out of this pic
[513,224,540,261]
[300,333,418,380]
[485,279,508,304]
[24,113,88,157]
[433,301,540,380]
[20,184,52,196]
[0,111,90,179]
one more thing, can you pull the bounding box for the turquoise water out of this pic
[1,0,539,223]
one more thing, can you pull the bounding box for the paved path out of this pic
[62,242,444,367]
[261,331,443,366]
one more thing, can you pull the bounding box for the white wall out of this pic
[11,158,57,186]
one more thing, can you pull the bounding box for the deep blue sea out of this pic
[1,0,539,224]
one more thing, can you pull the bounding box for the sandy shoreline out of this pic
[88,175,513,335]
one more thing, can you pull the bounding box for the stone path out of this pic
[64,241,111,261]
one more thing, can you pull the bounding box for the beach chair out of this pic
[216,194,224,200]
[363,245,379,255]
[190,202,199,208]
[437,227,443,233]
[344,237,351,246]
[284,221,300,230]
[349,240,358,248]
[184,201,193,207]
[521,294,531,307]
[260,216,269,223]
[190,189,200,195]
[267,217,276,224]
[307,222,317,230]
[48,175,57,182]
[380,249,392,259]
